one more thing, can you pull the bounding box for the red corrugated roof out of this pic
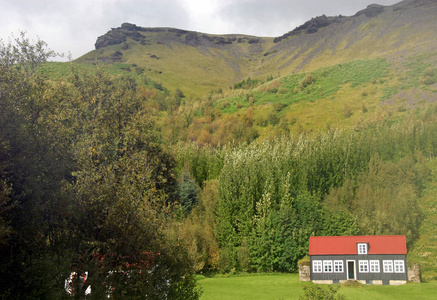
[309,235,407,255]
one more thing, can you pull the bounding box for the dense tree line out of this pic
[173,117,435,273]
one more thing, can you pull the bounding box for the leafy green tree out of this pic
[62,70,199,298]
[353,155,422,244]
[0,33,201,298]
[179,173,201,216]
[0,33,73,299]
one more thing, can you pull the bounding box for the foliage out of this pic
[233,77,261,89]
[0,34,201,299]
[0,33,73,299]
[169,179,220,274]
[406,158,437,281]
[179,173,201,216]
[0,180,12,245]
[193,117,437,272]
[0,31,59,79]
[299,285,346,300]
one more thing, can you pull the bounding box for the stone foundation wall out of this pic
[389,280,407,285]
[408,263,421,283]
[299,262,311,281]
[312,280,333,284]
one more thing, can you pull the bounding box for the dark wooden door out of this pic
[347,261,355,280]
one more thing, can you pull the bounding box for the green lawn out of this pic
[197,274,437,300]
[198,274,303,300]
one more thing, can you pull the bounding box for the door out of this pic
[347,260,355,280]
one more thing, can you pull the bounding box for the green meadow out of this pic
[198,274,437,300]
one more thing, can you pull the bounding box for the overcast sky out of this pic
[1,0,400,61]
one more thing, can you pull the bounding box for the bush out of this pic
[299,74,315,89]
[218,247,235,273]
[299,285,346,300]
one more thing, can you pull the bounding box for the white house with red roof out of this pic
[309,235,408,285]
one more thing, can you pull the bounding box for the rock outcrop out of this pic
[355,4,385,18]
[95,23,146,49]
[274,15,344,43]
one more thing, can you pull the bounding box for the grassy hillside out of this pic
[212,58,394,134]
[76,29,276,96]
[177,53,436,142]
[59,0,437,141]
[74,0,437,97]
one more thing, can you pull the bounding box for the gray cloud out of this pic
[0,0,401,60]
[1,0,190,60]
[218,0,400,36]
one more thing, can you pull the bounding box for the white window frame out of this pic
[313,260,322,273]
[394,260,405,273]
[357,243,368,254]
[359,260,369,273]
[370,260,380,273]
[383,260,393,273]
[323,260,333,273]
[334,260,343,273]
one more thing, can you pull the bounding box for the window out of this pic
[323,260,333,273]
[359,260,369,273]
[383,260,393,273]
[313,260,322,273]
[357,243,368,254]
[334,260,343,273]
[394,260,405,273]
[370,260,380,273]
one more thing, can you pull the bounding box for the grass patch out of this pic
[198,273,303,300]
[212,58,392,134]
[382,52,437,100]
[215,58,391,113]
[37,61,164,91]
[198,273,437,300]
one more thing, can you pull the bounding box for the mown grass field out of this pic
[197,274,437,300]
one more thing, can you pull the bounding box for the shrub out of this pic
[420,68,436,85]
[268,112,279,125]
[135,67,145,75]
[299,285,346,300]
[218,247,235,273]
[299,74,315,89]
[112,51,123,58]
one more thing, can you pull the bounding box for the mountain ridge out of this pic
[76,0,437,95]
